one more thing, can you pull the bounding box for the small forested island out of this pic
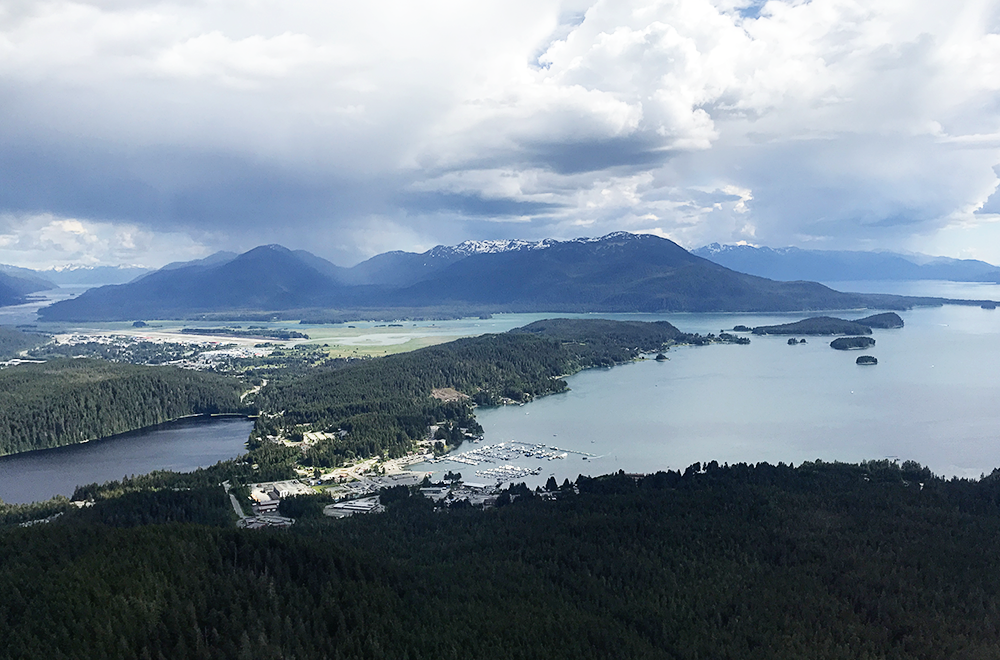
[831,336,877,350]
[854,312,904,328]
[753,311,903,336]
[857,355,878,365]
[753,316,872,335]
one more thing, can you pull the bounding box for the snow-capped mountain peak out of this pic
[427,238,557,258]
[427,231,648,259]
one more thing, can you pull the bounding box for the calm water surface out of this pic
[0,416,252,504]
[421,294,1000,487]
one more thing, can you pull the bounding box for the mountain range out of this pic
[41,265,153,286]
[0,267,55,307]
[693,244,1000,283]
[37,232,991,322]
[0,263,158,308]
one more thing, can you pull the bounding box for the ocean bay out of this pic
[422,298,1000,486]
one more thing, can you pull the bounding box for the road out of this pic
[223,481,247,519]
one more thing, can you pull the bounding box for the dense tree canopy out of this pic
[0,326,49,359]
[5,461,1000,658]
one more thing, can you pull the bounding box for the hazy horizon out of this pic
[5,234,1000,273]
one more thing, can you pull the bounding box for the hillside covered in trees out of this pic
[0,359,248,456]
[6,460,1000,658]
[0,326,50,358]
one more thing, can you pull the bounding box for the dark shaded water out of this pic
[0,416,252,504]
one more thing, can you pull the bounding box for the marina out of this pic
[424,440,598,485]
[427,441,599,478]
[430,441,595,467]
[474,464,542,482]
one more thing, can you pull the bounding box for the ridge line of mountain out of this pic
[35,232,1000,322]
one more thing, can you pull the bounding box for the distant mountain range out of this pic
[37,232,993,322]
[41,265,152,286]
[329,238,557,287]
[0,267,55,307]
[0,263,154,308]
[693,244,1000,283]
[0,263,154,307]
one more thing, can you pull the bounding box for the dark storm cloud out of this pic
[401,192,564,217]
[519,136,670,175]
[0,137,396,232]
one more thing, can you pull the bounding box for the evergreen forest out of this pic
[0,326,49,358]
[5,460,1000,658]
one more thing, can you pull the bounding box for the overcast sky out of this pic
[1,0,999,269]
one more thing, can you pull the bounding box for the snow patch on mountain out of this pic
[428,238,557,258]
[428,231,644,258]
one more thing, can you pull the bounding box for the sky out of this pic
[1,0,999,269]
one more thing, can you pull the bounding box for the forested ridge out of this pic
[7,460,1000,658]
[0,359,248,456]
[0,326,49,358]
[252,319,684,466]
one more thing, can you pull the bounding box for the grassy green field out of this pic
[33,319,475,359]
[315,334,463,358]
